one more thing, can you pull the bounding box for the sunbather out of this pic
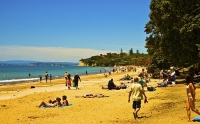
[102,82,127,90]
[75,94,109,98]
[37,97,62,108]
[156,78,168,87]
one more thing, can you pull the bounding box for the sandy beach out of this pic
[0,70,199,124]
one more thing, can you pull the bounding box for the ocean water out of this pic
[0,65,112,84]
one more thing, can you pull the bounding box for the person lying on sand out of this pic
[37,97,62,108]
[75,94,109,98]
[119,74,133,81]
[102,82,128,90]
[156,78,168,87]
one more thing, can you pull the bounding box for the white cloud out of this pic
[0,45,117,62]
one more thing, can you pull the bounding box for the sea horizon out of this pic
[0,64,113,84]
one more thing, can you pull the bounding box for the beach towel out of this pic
[72,82,76,87]
[193,116,200,122]
[147,86,156,91]
[40,104,72,108]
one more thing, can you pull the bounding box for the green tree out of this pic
[129,48,134,55]
[145,0,200,68]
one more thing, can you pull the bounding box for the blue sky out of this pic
[0,0,151,62]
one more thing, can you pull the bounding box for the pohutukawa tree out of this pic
[145,0,200,68]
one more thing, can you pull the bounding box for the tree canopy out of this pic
[145,0,200,69]
[80,49,149,67]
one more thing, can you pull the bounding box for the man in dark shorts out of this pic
[128,77,147,119]
[74,73,81,90]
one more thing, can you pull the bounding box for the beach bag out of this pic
[72,82,76,87]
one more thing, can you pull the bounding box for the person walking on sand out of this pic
[39,75,42,83]
[74,73,81,90]
[67,74,72,90]
[45,71,49,83]
[128,77,147,119]
[64,72,68,86]
[186,75,200,122]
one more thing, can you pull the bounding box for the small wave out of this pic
[0,78,39,84]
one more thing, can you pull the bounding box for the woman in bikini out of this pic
[37,97,62,108]
[186,75,200,122]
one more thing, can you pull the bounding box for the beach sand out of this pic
[0,70,199,124]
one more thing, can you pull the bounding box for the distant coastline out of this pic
[0,60,78,66]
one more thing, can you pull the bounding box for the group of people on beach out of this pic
[36,71,52,83]
[64,72,81,90]
[37,95,69,108]
[35,66,200,122]
[159,67,200,122]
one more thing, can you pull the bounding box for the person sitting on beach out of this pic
[102,82,127,90]
[156,78,168,87]
[138,76,146,88]
[75,94,108,98]
[62,95,69,106]
[107,79,120,90]
[37,97,62,108]
[104,73,108,78]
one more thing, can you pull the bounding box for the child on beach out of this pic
[50,74,52,82]
[39,75,42,83]
[62,95,69,106]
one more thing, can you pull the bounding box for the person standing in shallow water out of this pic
[28,72,31,77]
[186,75,200,122]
